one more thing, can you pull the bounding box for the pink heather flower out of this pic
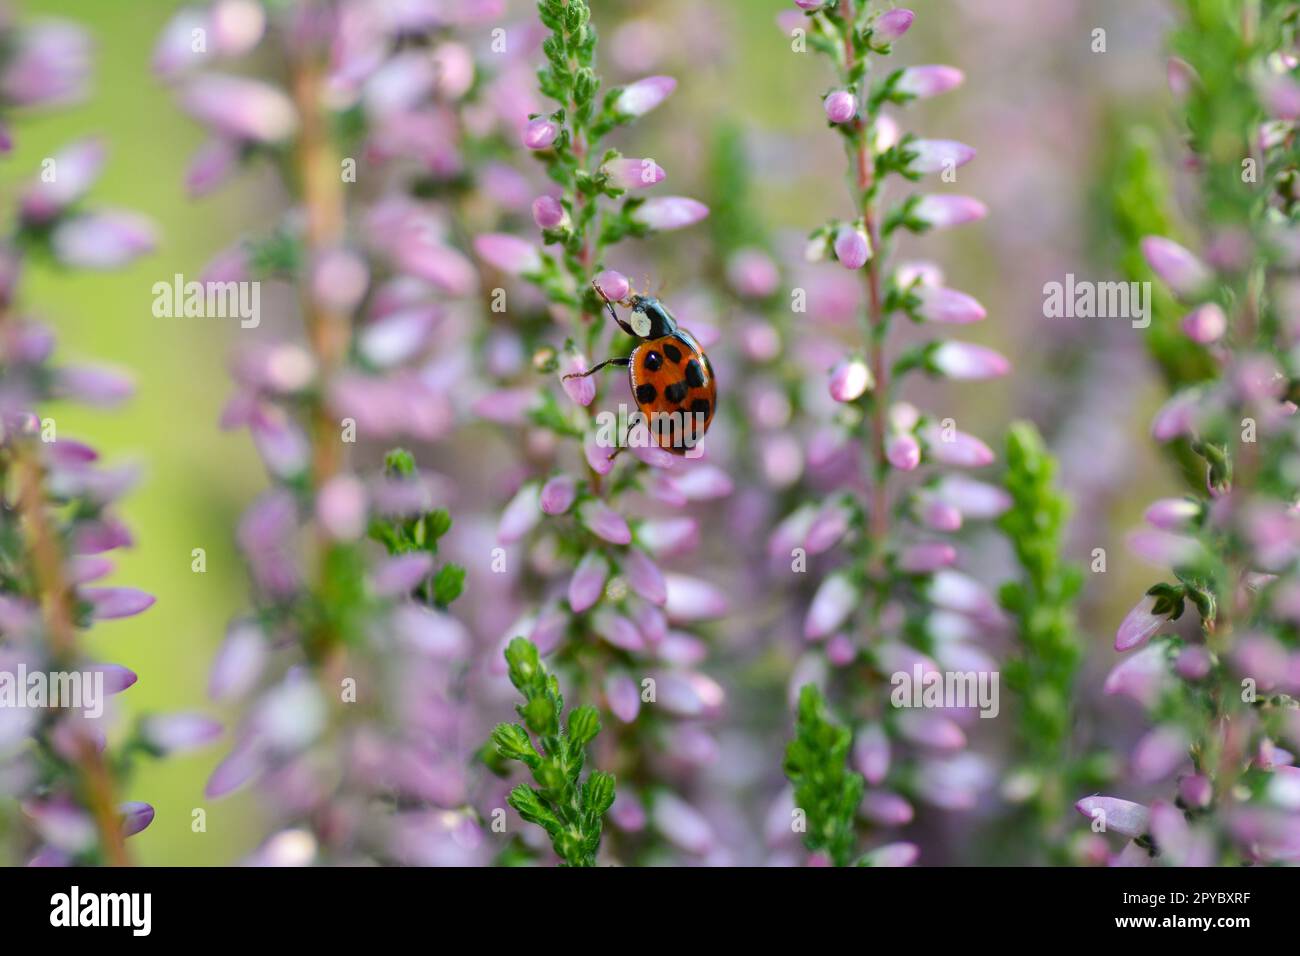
[874,8,915,43]
[860,842,918,867]
[603,157,666,190]
[21,137,105,222]
[84,587,156,620]
[656,671,725,718]
[1132,725,1191,783]
[896,65,964,99]
[622,547,668,606]
[120,802,156,838]
[897,712,965,750]
[594,609,644,652]
[1115,594,1166,651]
[664,573,728,621]
[579,500,632,545]
[804,573,857,640]
[930,341,1009,380]
[651,793,715,856]
[473,233,542,275]
[921,426,995,468]
[1,20,91,107]
[497,483,542,544]
[637,517,700,557]
[606,674,641,723]
[632,196,709,231]
[828,356,873,401]
[823,89,857,124]
[794,0,822,9]
[139,714,223,754]
[886,432,921,471]
[1074,796,1151,839]
[913,286,986,324]
[1179,774,1213,809]
[316,474,368,541]
[726,248,780,298]
[919,497,961,532]
[1104,644,1171,706]
[805,500,853,554]
[53,365,134,406]
[50,211,156,269]
[854,723,890,785]
[369,552,434,597]
[899,541,957,573]
[1151,389,1200,442]
[522,117,558,149]
[908,139,976,174]
[209,623,265,701]
[913,194,987,230]
[185,138,239,198]
[1141,236,1212,298]
[927,570,998,620]
[531,194,566,230]
[1144,497,1200,531]
[539,474,577,515]
[616,75,676,116]
[182,74,297,143]
[833,227,871,269]
[1182,303,1226,343]
[1127,529,1203,567]
[1175,645,1213,681]
[569,551,609,614]
[583,431,617,476]
[560,350,596,406]
[594,268,630,301]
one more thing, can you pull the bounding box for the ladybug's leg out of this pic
[606,446,626,463]
[561,356,630,380]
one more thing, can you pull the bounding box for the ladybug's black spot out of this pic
[635,383,657,404]
[643,351,663,372]
[665,381,688,404]
[663,343,683,363]
[684,359,705,388]
[690,398,711,419]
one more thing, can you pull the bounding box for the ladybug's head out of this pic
[623,295,677,340]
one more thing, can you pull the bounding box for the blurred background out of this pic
[0,0,1193,864]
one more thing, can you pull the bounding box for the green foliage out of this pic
[491,637,615,866]
[783,684,864,867]
[367,448,463,608]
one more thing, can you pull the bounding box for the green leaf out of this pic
[432,563,465,607]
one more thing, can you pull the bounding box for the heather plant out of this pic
[779,1,1007,863]
[1078,0,1300,865]
[491,636,614,866]
[0,2,206,867]
[994,423,1107,863]
[473,0,728,864]
[155,0,501,865]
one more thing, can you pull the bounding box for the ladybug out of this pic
[564,281,717,455]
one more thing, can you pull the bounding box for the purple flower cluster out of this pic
[0,2,186,867]
[774,1,1008,864]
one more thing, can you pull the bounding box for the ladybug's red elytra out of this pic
[564,281,717,455]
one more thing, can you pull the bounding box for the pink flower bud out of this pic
[828,355,873,401]
[921,425,995,468]
[1175,645,1213,681]
[1182,303,1226,343]
[886,432,921,470]
[912,194,987,230]
[899,541,957,573]
[579,500,632,545]
[1132,725,1190,782]
[1074,796,1151,839]
[622,547,667,606]
[930,341,1009,379]
[560,350,596,406]
[804,573,857,640]
[603,156,666,190]
[1115,593,1166,651]
[1178,774,1213,809]
[824,89,857,124]
[860,791,914,826]
[531,194,566,229]
[632,196,709,231]
[833,227,871,269]
[913,286,986,324]
[522,117,558,149]
[568,551,608,613]
[896,65,964,99]
[594,268,630,301]
[908,139,975,174]
[664,573,728,621]
[874,8,915,42]
[605,674,641,723]
[473,233,542,275]
[497,483,542,544]
[540,474,577,515]
[1141,236,1212,298]
[183,73,298,143]
[860,842,918,867]
[1144,497,1200,531]
[616,75,676,116]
